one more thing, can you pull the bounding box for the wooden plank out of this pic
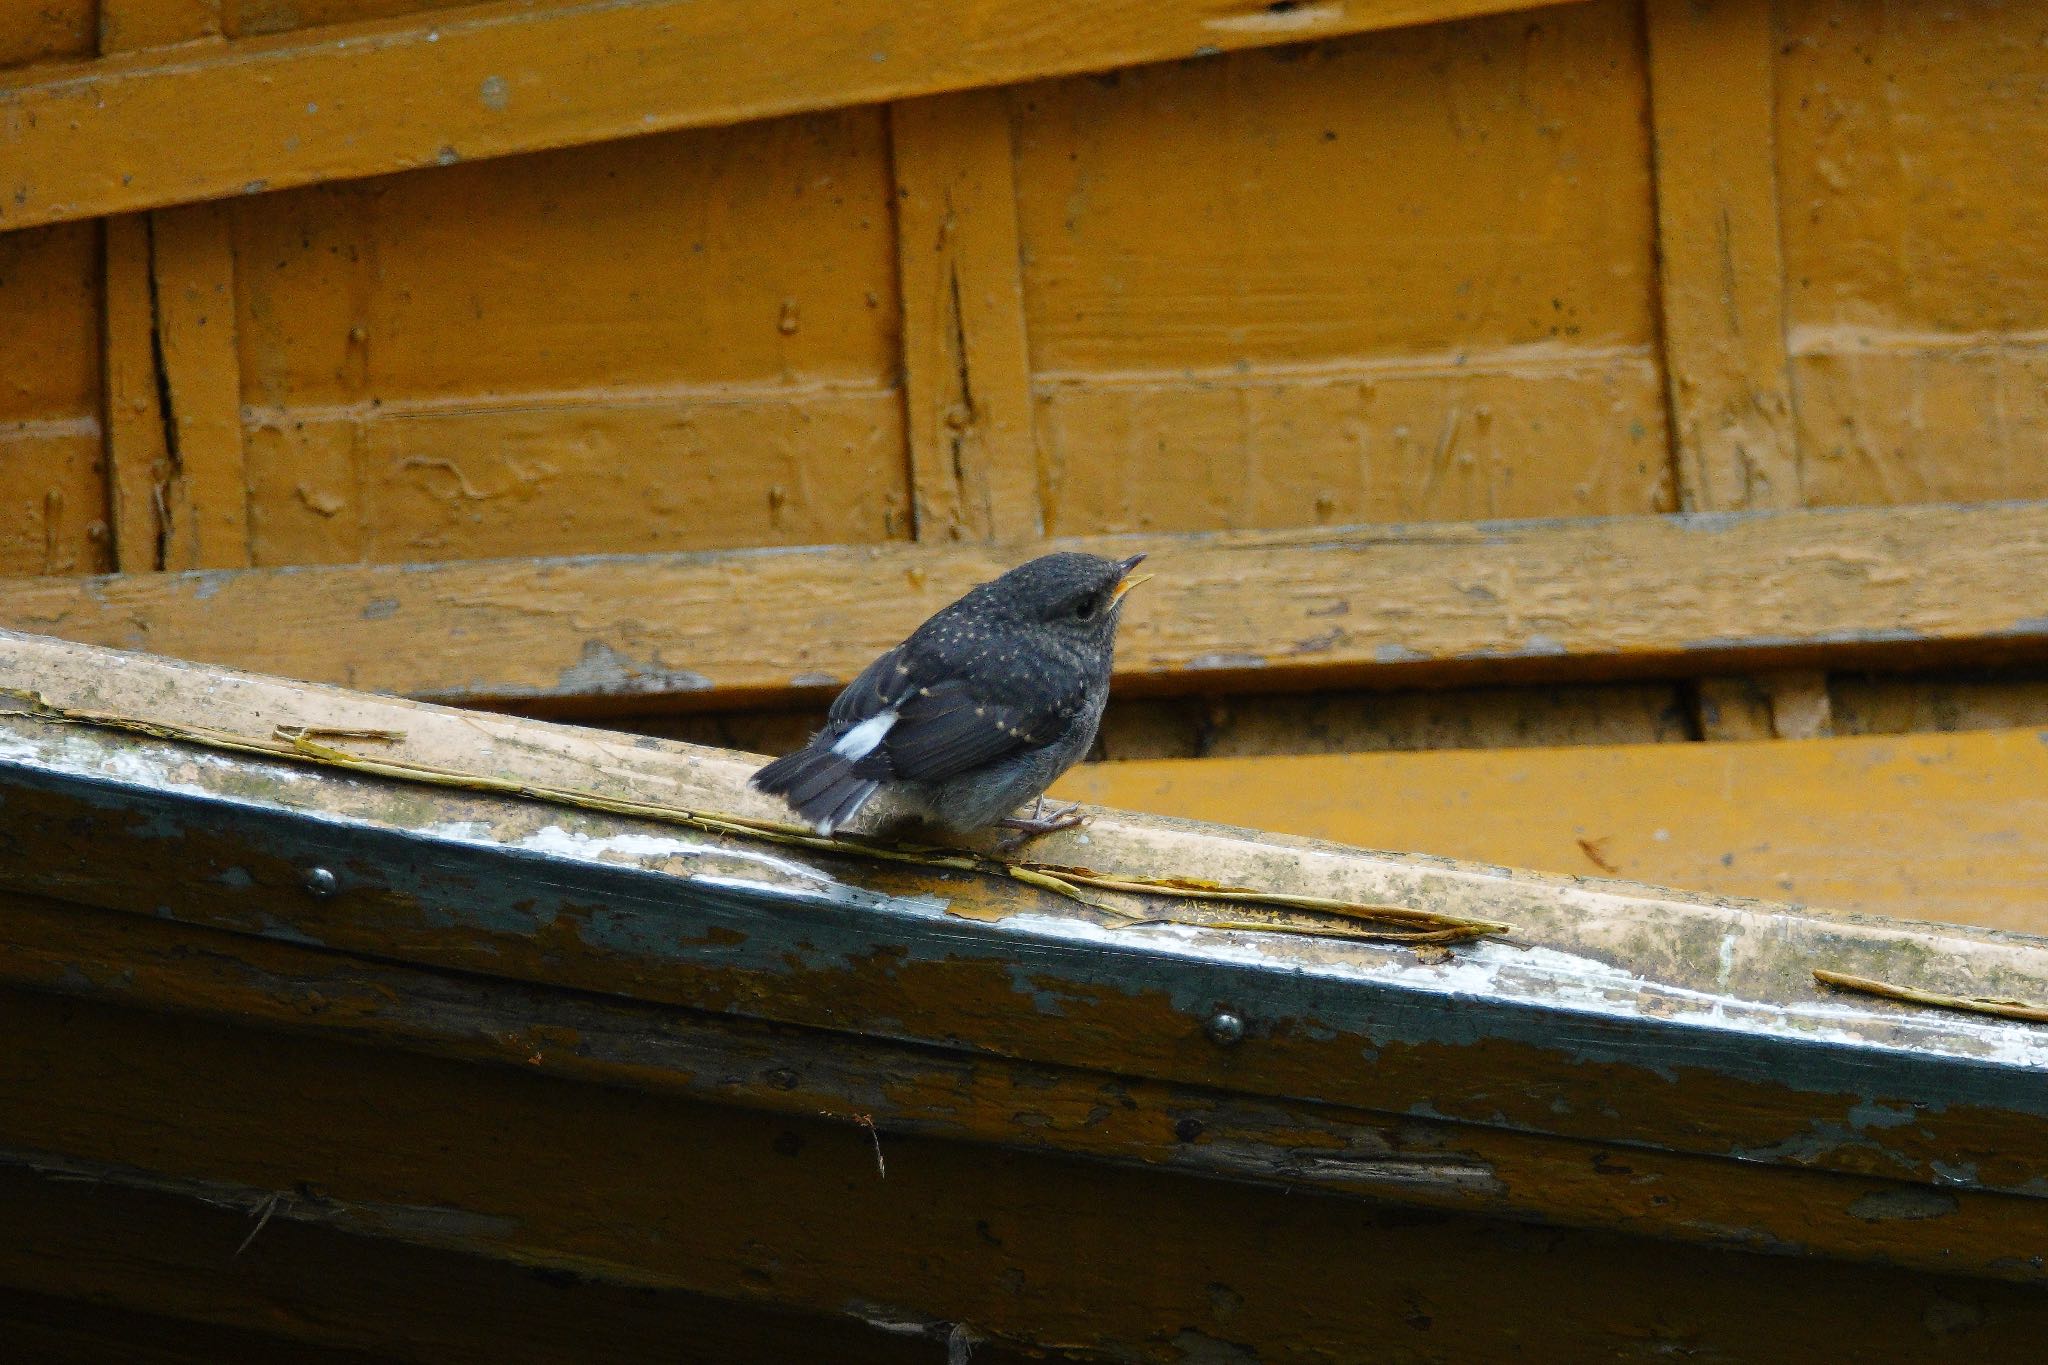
[1015,2,1672,533]
[4,501,2047,711]
[231,109,913,564]
[97,0,222,52]
[1694,668,1833,741]
[148,199,251,570]
[94,0,224,576]
[1645,1,1828,738]
[100,214,171,571]
[890,89,1041,541]
[12,889,2048,1288]
[12,994,2048,1361]
[0,219,110,576]
[1777,0,2048,506]
[1645,0,1799,512]
[0,1166,963,1365]
[1056,726,2048,935]
[0,0,1584,233]
[6,628,2048,1203]
[5,638,2048,1345]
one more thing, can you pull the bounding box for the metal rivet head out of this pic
[1204,1011,1246,1047]
[303,866,339,898]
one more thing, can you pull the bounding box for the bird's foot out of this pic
[993,801,1088,854]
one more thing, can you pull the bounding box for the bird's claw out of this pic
[993,802,1088,853]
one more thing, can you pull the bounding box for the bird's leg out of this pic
[993,797,1089,852]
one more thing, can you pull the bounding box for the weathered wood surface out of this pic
[4,501,2046,711]
[0,1165,986,1365]
[891,89,1042,543]
[0,0,1576,232]
[3,631,2048,1354]
[5,633,2048,1185]
[8,994,2048,1364]
[1057,725,2048,934]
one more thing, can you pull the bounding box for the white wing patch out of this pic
[831,710,897,761]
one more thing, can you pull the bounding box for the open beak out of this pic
[1110,553,1152,603]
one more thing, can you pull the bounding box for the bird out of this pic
[750,551,1151,841]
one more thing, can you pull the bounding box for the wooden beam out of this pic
[6,628,2048,1202]
[1646,0,1799,512]
[11,887,2047,1288]
[0,1170,954,1365]
[1646,0,1828,739]
[93,1,251,573]
[145,199,251,570]
[99,213,171,572]
[3,501,2047,711]
[1056,725,2048,935]
[0,0,1583,233]
[97,0,223,53]
[13,996,2048,1360]
[890,89,1042,541]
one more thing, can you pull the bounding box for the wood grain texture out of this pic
[1834,672,2048,739]
[99,0,223,51]
[1646,0,1799,512]
[1778,0,2048,505]
[150,200,251,569]
[229,116,913,563]
[890,90,1041,542]
[1646,1,1829,739]
[0,0,94,69]
[0,1173,963,1365]
[95,4,240,575]
[4,501,2047,711]
[10,625,2048,1198]
[99,215,171,572]
[15,992,2048,1362]
[1012,2,1672,531]
[0,220,108,577]
[0,0,1581,231]
[1056,725,2048,934]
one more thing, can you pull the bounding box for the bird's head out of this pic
[978,551,1151,645]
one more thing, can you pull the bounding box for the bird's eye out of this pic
[1073,593,1101,621]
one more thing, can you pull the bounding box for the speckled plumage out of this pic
[751,552,1146,835]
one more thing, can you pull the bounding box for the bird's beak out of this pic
[1110,553,1151,603]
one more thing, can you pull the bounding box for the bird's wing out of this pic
[867,676,1075,782]
[821,627,1082,785]
[826,643,914,726]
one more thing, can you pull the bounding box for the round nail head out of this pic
[1204,1011,1246,1047]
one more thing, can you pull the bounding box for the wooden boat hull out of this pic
[4,631,2047,1360]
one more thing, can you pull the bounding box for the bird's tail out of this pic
[750,743,880,836]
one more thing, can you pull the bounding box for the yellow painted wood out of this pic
[0,0,1581,232]
[1646,2,1833,740]
[1646,0,1799,513]
[0,0,94,69]
[0,221,109,577]
[1014,1,1672,532]
[1055,726,2048,934]
[149,200,251,569]
[890,90,1042,542]
[4,502,2046,711]
[231,117,910,563]
[99,0,222,51]
[99,215,171,572]
[96,1,230,574]
[1779,0,2048,505]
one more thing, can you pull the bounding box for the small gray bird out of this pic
[751,551,1150,839]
